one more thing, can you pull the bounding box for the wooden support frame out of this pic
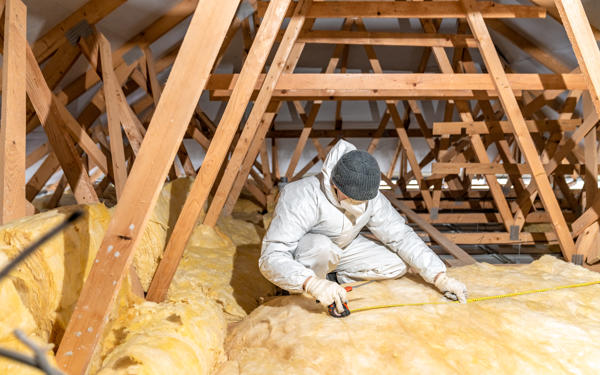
[25,42,99,204]
[256,1,546,19]
[383,190,476,265]
[1,0,27,223]
[146,0,298,303]
[461,0,576,260]
[56,1,241,372]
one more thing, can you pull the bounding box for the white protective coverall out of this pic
[259,140,446,293]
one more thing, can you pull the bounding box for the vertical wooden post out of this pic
[56,1,240,373]
[0,0,27,223]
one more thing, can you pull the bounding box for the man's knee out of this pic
[294,233,342,278]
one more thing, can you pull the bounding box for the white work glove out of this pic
[434,273,468,304]
[304,277,348,314]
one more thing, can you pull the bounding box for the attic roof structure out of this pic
[1,0,600,374]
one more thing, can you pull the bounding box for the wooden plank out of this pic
[284,19,351,179]
[411,211,575,224]
[41,40,82,90]
[462,0,576,260]
[218,22,365,218]
[271,138,280,180]
[257,1,546,19]
[25,44,99,204]
[383,191,476,264]
[269,128,403,138]
[353,20,434,211]
[431,162,584,175]
[46,174,68,209]
[25,153,60,202]
[26,143,50,168]
[296,30,478,47]
[554,0,600,117]
[0,0,27,224]
[419,14,515,232]
[259,141,273,191]
[55,0,197,108]
[284,101,321,179]
[55,1,240,373]
[145,0,299,304]
[206,73,587,92]
[515,102,599,216]
[367,111,391,153]
[32,0,126,63]
[575,92,599,260]
[419,231,559,245]
[77,39,145,155]
[433,119,580,135]
[144,47,163,106]
[98,33,127,199]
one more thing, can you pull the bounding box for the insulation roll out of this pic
[218,256,600,374]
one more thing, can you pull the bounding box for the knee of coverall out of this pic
[294,233,343,279]
[334,236,408,283]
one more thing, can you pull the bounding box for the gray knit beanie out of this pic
[331,150,381,201]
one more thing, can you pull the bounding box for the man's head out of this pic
[331,150,381,201]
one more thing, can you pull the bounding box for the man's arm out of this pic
[367,193,446,283]
[259,183,319,293]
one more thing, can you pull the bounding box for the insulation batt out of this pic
[94,182,273,374]
[0,178,208,374]
[96,296,226,375]
[218,256,600,375]
[0,253,57,374]
[167,222,275,321]
[95,219,270,373]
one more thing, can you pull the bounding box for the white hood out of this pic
[320,139,357,207]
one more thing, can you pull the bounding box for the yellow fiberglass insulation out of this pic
[0,178,197,345]
[167,223,275,321]
[128,177,197,290]
[0,204,113,344]
[93,217,267,374]
[0,253,57,375]
[95,296,226,375]
[218,256,600,375]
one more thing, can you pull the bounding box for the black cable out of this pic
[0,210,83,282]
[0,210,83,375]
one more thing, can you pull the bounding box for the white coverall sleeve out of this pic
[259,184,319,293]
[367,194,446,283]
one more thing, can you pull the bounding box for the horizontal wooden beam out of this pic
[257,1,546,19]
[418,231,558,245]
[414,211,576,224]
[296,30,479,47]
[207,73,587,99]
[431,162,587,175]
[433,119,581,135]
[267,128,401,138]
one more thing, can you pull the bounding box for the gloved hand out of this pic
[304,276,348,314]
[434,273,468,304]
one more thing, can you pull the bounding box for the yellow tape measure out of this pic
[349,280,600,314]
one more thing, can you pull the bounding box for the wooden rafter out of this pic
[146,0,298,303]
[55,1,241,372]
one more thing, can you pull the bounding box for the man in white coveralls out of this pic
[259,140,468,316]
